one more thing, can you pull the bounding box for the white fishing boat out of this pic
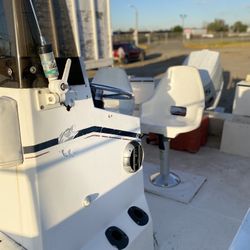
[1,1,250,250]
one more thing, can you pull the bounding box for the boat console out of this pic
[0,1,154,249]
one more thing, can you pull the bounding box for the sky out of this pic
[110,0,250,31]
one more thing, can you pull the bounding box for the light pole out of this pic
[180,14,187,32]
[130,5,138,46]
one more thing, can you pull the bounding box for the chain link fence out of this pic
[113,32,250,47]
[113,32,183,45]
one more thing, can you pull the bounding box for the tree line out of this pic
[170,20,248,33]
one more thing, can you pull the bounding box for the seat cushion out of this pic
[141,114,199,138]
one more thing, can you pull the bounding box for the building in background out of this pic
[35,0,113,70]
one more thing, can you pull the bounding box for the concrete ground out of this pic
[143,139,250,250]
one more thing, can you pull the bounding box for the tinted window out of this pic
[121,44,129,51]
[113,44,120,50]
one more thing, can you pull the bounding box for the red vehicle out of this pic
[113,42,145,64]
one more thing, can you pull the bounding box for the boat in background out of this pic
[183,49,224,110]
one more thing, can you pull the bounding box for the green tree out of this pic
[207,19,228,32]
[171,25,183,33]
[231,21,248,33]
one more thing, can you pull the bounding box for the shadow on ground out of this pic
[113,53,162,67]
[145,53,162,61]
[124,54,187,77]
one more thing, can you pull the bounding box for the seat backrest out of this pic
[92,67,134,115]
[142,65,205,125]
[92,67,133,93]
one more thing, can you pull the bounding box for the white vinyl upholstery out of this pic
[141,66,205,138]
[92,67,134,115]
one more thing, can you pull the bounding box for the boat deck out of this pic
[143,140,250,250]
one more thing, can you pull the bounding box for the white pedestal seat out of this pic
[141,66,205,188]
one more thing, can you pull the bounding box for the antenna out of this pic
[28,0,71,105]
[28,0,59,82]
[28,0,46,45]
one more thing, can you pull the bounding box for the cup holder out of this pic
[105,226,129,249]
[128,206,149,226]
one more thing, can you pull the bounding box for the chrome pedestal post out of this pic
[150,135,181,187]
